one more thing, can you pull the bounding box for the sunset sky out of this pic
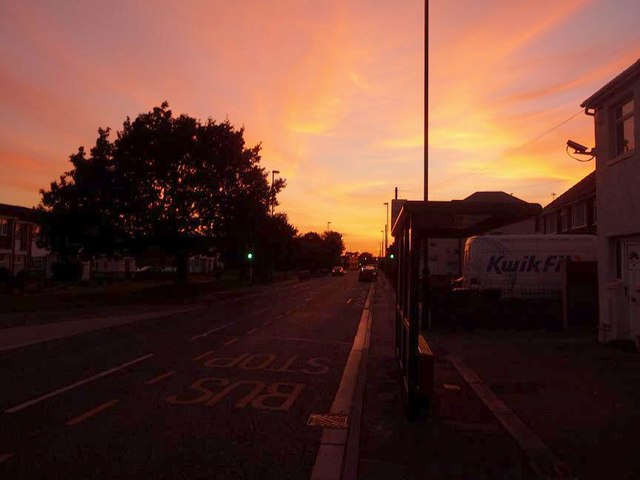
[1,0,639,253]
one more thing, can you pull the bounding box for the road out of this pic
[0,272,371,479]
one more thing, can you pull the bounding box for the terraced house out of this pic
[581,58,640,346]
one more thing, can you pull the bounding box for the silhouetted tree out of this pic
[321,231,345,267]
[40,102,285,280]
[294,230,345,272]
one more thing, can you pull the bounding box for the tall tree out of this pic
[40,102,285,279]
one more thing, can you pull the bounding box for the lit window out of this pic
[615,98,634,156]
[571,203,586,228]
[0,219,7,236]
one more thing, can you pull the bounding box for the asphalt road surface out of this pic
[0,272,371,479]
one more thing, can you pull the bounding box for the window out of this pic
[560,208,570,232]
[545,214,557,234]
[571,203,587,229]
[615,98,635,156]
[0,219,7,236]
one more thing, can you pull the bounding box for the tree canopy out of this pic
[40,102,288,277]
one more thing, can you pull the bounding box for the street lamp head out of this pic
[273,170,280,174]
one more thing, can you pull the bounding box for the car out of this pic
[331,266,345,276]
[358,265,376,282]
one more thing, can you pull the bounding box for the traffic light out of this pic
[247,252,254,260]
[389,254,395,259]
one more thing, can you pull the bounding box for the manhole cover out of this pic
[307,413,349,429]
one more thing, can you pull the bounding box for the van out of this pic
[456,234,597,299]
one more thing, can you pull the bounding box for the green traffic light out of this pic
[389,254,395,259]
[247,253,253,260]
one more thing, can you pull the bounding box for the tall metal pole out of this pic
[384,202,389,257]
[424,0,429,202]
[271,170,280,216]
[327,221,331,232]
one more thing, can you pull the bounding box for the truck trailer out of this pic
[456,234,597,299]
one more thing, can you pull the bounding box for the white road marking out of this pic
[66,399,119,426]
[347,298,352,304]
[145,370,176,385]
[311,283,375,480]
[192,350,215,361]
[223,337,239,346]
[4,354,154,414]
[189,322,234,341]
[263,320,272,326]
[247,327,259,335]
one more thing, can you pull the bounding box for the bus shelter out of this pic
[391,198,541,418]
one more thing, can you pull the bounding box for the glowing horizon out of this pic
[1,0,639,253]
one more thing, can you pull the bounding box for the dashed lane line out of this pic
[223,337,239,346]
[347,298,352,304]
[0,453,15,463]
[145,370,176,385]
[192,350,215,361]
[66,399,119,426]
[247,327,259,335]
[189,322,234,342]
[4,354,154,414]
[263,320,272,326]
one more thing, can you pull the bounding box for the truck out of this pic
[455,234,597,299]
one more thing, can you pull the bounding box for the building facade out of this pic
[581,58,640,345]
[0,204,39,276]
[539,172,596,235]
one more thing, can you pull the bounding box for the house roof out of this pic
[581,58,640,108]
[0,203,43,223]
[462,191,527,204]
[391,198,541,238]
[543,172,595,212]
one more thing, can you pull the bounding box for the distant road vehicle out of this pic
[358,265,376,282]
[331,266,346,276]
[455,234,597,299]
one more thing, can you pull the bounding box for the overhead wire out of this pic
[430,109,585,192]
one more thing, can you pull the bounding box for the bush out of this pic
[52,262,83,281]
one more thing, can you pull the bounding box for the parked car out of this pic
[358,265,376,282]
[331,266,346,276]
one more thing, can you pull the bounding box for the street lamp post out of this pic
[383,202,389,257]
[327,221,331,232]
[271,170,280,216]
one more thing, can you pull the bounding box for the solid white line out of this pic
[189,322,234,341]
[5,354,154,414]
[310,283,375,480]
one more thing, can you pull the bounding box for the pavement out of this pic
[357,275,533,479]
[0,273,371,479]
[2,271,637,479]
[360,274,640,480]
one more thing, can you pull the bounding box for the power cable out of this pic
[430,110,585,191]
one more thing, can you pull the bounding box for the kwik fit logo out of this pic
[486,255,571,274]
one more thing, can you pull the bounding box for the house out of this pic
[538,172,596,235]
[580,58,640,345]
[0,203,58,279]
[0,203,39,276]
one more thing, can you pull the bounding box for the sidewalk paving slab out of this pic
[358,276,534,479]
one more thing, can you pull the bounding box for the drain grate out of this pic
[307,413,349,429]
